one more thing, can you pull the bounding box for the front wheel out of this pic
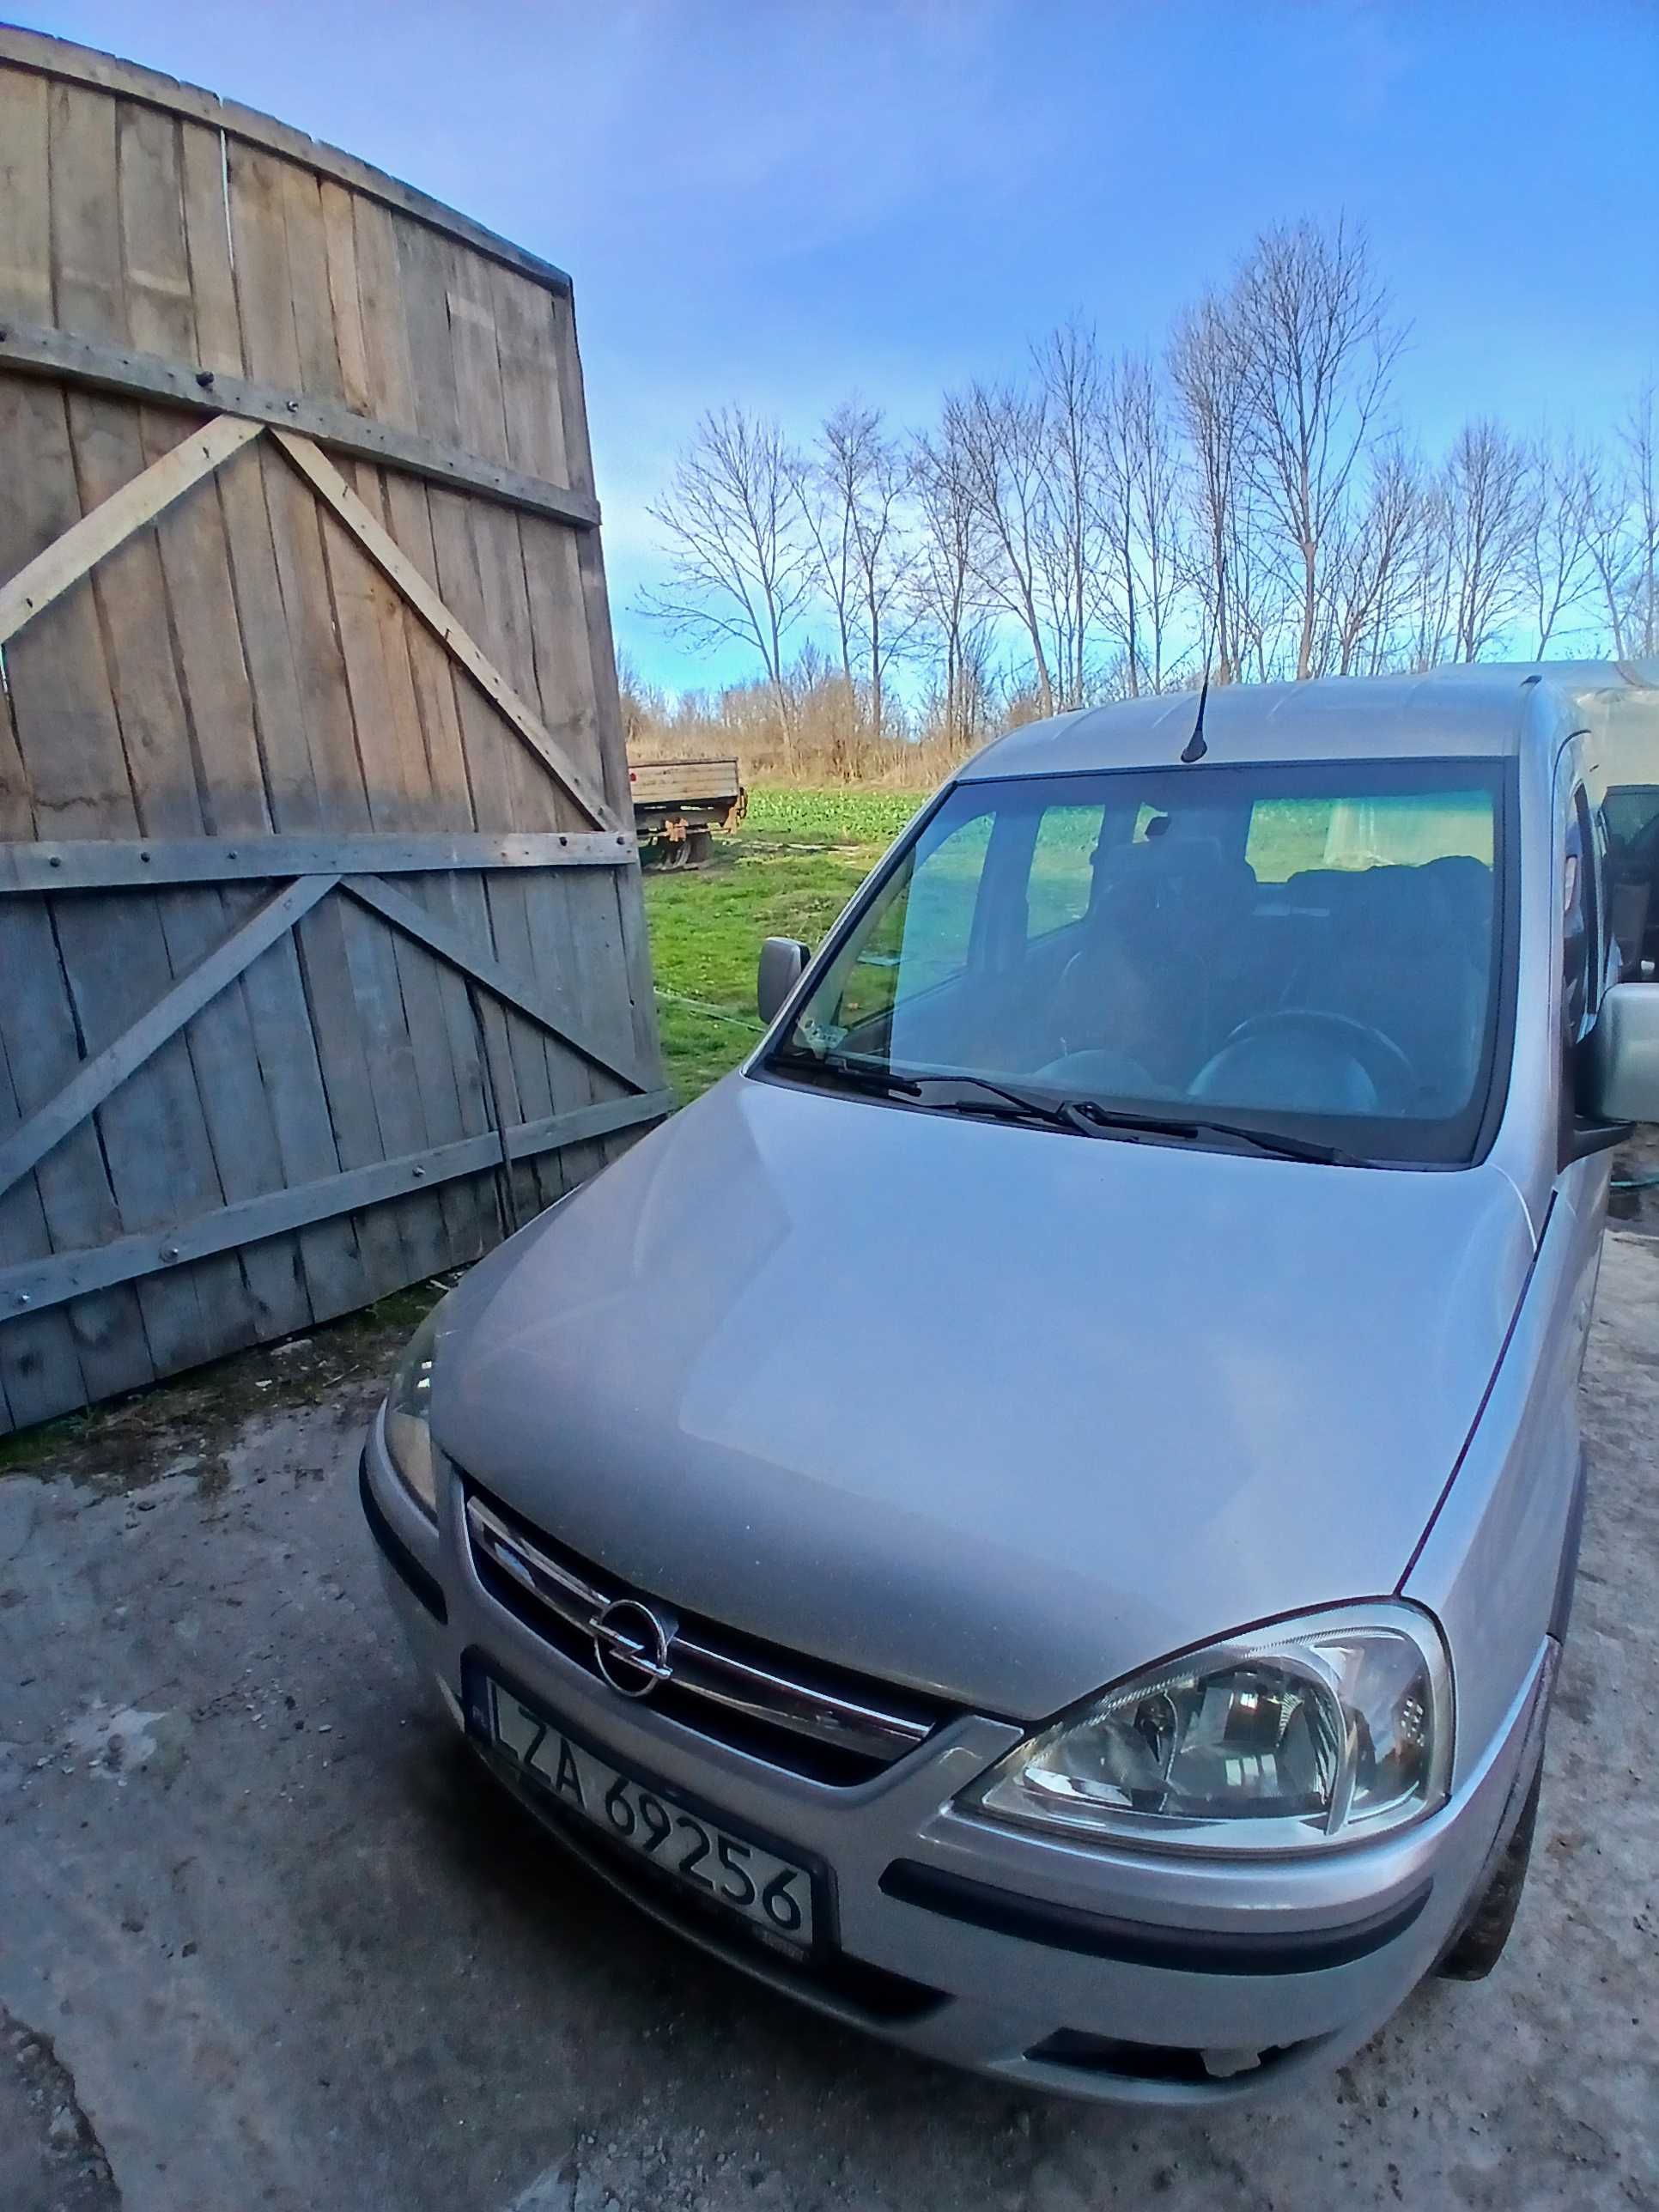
[1437,1763,1541,1980]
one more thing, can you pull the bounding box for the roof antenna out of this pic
[1180,671,1210,764]
[1181,559,1223,763]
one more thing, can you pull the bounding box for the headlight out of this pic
[382,1304,446,1519]
[963,1602,1452,1853]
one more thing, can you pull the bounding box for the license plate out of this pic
[486,1680,817,1950]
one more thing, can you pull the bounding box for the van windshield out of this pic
[764,759,1510,1166]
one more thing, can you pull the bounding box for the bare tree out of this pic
[1525,434,1601,656]
[1622,379,1659,656]
[1323,441,1428,675]
[1437,419,1535,662]
[911,413,996,749]
[1227,219,1406,680]
[792,435,860,692]
[613,649,664,750]
[793,402,920,738]
[1170,294,1251,683]
[1098,349,1187,692]
[945,382,1060,714]
[1027,321,1110,708]
[638,407,812,727]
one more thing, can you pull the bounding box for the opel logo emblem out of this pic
[591,1596,674,1700]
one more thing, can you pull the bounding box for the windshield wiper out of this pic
[1139,1114,1360,1165]
[771,1054,1366,1164]
[769,1048,922,1098]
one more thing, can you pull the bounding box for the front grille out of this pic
[463,1481,951,1785]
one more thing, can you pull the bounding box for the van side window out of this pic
[830,810,993,1034]
[1025,804,1107,943]
[1562,791,1597,1055]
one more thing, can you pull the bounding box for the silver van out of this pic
[362,663,1659,2104]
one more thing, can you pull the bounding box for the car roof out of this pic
[956,660,1659,781]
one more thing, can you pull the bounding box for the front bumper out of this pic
[361,1420,1544,2106]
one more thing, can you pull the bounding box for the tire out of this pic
[1437,1761,1541,1980]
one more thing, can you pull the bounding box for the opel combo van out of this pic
[362,663,1659,2104]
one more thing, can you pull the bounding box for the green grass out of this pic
[642,787,925,1102]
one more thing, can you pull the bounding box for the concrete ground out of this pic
[1,1242,1656,2212]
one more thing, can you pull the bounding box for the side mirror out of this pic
[1588,982,1659,1122]
[757,937,810,1025]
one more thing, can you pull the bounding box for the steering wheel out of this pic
[1202,1009,1415,1105]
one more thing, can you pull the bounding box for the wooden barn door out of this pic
[0,32,667,1431]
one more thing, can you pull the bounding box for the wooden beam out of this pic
[0,1089,671,1318]
[0,27,575,299]
[0,830,637,895]
[0,875,337,1202]
[340,872,648,1093]
[502,1091,674,1163]
[0,413,262,647]
[273,431,618,832]
[0,320,599,529]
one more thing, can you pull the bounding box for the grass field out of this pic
[641,787,924,1101]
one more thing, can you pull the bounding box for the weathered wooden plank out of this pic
[501,1089,672,1163]
[256,440,374,829]
[48,78,123,339]
[148,884,315,1346]
[554,289,641,827]
[178,118,244,374]
[393,213,550,1212]
[0,1088,670,1318]
[333,882,451,1280]
[277,159,344,403]
[341,872,650,1093]
[0,64,52,321]
[495,267,602,814]
[0,323,600,527]
[313,485,421,830]
[349,196,420,435]
[444,245,566,812]
[289,895,412,1294]
[233,927,371,1322]
[0,959,88,1423]
[522,872,602,1207]
[216,441,325,830]
[0,413,261,648]
[0,830,634,892]
[0,27,577,300]
[0,380,143,836]
[0,663,28,841]
[271,430,617,830]
[0,875,336,1200]
[117,97,196,357]
[321,478,480,1262]
[320,180,373,416]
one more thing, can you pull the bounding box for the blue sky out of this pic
[19,0,1659,692]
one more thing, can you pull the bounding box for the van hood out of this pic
[434,1073,1535,1721]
